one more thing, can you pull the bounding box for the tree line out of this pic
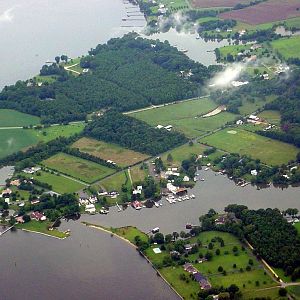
[84,111,188,156]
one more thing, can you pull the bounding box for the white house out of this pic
[183,176,190,182]
[251,169,258,176]
[85,204,96,214]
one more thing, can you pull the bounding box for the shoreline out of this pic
[19,228,68,240]
[83,222,184,300]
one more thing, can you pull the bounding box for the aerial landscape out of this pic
[1,0,300,299]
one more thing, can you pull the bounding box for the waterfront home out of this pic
[85,204,96,214]
[16,216,25,224]
[193,272,212,290]
[31,211,46,221]
[31,199,40,205]
[215,214,227,225]
[132,200,143,210]
[0,188,12,198]
[10,179,20,187]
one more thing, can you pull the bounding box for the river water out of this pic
[82,169,300,234]
[1,1,299,299]
[0,0,226,88]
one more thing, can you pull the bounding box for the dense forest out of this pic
[0,33,212,124]
[84,111,187,155]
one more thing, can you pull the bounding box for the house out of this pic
[79,191,89,201]
[132,200,143,210]
[31,211,46,221]
[1,188,12,198]
[10,179,20,186]
[251,169,258,176]
[16,216,25,224]
[98,190,108,196]
[184,243,197,253]
[215,214,227,225]
[248,114,259,121]
[85,204,96,214]
[183,176,190,182]
[31,199,40,205]
[193,272,212,290]
[156,124,164,129]
[183,263,198,274]
[164,125,173,131]
[236,120,243,125]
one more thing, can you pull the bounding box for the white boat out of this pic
[204,167,209,171]
[200,178,205,181]
[190,194,195,199]
[154,202,159,207]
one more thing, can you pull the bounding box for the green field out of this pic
[16,220,68,238]
[238,96,276,115]
[132,98,216,125]
[0,109,40,127]
[271,36,300,59]
[131,98,237,138]
[72,137,149,167]
[201,128,299,165]
[161,142,208,166]
[26,170,85,193]
[111,226,149,244]
[287,285,300,300]
[294,222,300,235]
[31,123,85,142]
[42,152,115,183]
[96,171,128,192]
[0,129,39,158]
[258,110,281,125]
[130,165,149,183]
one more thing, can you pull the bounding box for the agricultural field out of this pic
[72,137,149,167]
[31,123,85,142]
[25,170,85,194]
[271,36,300,59]
[201,128,299,165]
[258,110,281,125]
[42,152,115,183]
[219,0,300,25]
[190,0,251,9]
[0,129,39,158]
[132,97,217,126]
[0,109,40,127]
[132,98,236,138]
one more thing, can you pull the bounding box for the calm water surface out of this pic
[82,169,300,234]
[0,221,178,300]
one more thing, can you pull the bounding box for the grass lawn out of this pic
[294,222,300,235]
[271,36,300,59]
[42,152,115,183]
[238,96,276,116]
[110,226,149,244]
[130,164,148,183]
[16,220,68,239]
[31,123,85,142]
[72,137,149,167]
[258,110,281,125]
[219,44,251,59]
[287,285,300,300]
[34,75,58,84]
[27,170,85,193]
[201,128,299,165]
[0,129,39,158]
[161,142,209,167]
[0,109,40,127]
[160,266,200,299]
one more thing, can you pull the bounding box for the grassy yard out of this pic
[42,152,115,183]
[0,129,39,158]
[110,226,149,244]
[295,222,300,235]
[271,36,300,59]
[96,171,128,192]
[16,220,68,239]
[258,110,281,125]
[26,170,85,193]
[201,128,299,165]
[34,75,58,84]
[238,96,276,116]
[161,142,209,167]
[0,109,40,127]
[72,137,149,167]
[31,123,85,142]
[130,164,148,182]
[287,285,300,300]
